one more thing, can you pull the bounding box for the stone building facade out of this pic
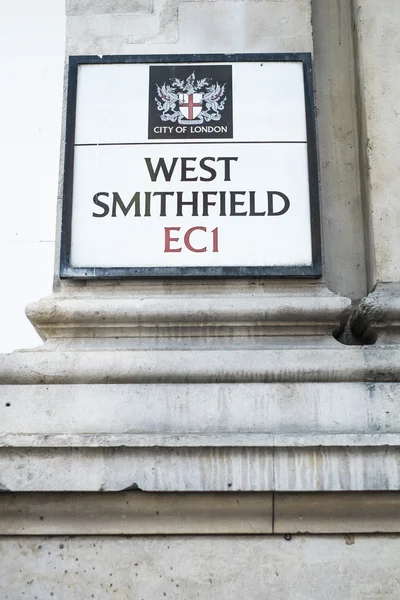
[1,0,400,598]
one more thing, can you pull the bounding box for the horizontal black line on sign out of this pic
[74,140,308,147]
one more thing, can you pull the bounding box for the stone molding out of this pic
[26,289,351,340]
[0,380,399,492]
[351,284,400,344]
[0,445,398,492]
[1,285,399,494]
[1,434,399,449]
[0,492,399,534]
[2,346,400,384]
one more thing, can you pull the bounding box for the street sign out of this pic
[60,54,321,278]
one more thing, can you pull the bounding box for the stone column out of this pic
[352,0,400,343]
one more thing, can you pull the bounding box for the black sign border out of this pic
[60,53,322,279]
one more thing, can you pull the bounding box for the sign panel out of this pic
[61,54,321,278]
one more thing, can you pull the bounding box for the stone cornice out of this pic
[26,289,351,340]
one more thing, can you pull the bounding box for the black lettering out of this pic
[219,191,226,216]
[177,191,199,216]
[267,191,290,216]
[92,192,110,217]
[144,191,151,217]
[181,157,197,181]
[199,157,217,181]
[112,192,140,217]
[249,191,266,216]
[230,191,247,216]
[153,191,175,216]
[217,157,238,181]
[202,191,218,216]
[145,157,178,182]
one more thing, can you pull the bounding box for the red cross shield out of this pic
[178,93,203,120]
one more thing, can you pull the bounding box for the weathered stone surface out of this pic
[26,288,350,340]
[275,492,400,533]
[353,0,400,285]
[0,492,273,535]
[1,535,400,599]
[274,446,400,492]
[175,0,312,54]
[66,0,311,55]
[67,0,179,53]
[0,445,399,492]
[66,0,153,15]
[1,491,400,535]
[0,446,275,492]
[0,382,399,437]
[351,283,400,344]
[4,345,400,384]
[312,0,366,300]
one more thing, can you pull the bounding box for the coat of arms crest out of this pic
[155,72,227,125]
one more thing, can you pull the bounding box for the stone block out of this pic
[0,447,274,492]
[67,0,179,53]
[0,492,272,535]
[275,492,400,533]
[0,382,372,436]
[274,446,400,491]
[176,0,312,54]
[1,535,400,599]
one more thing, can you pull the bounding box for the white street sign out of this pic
[61,55,321,278]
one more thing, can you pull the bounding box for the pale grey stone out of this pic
[0,447,274,491]
[312,0,367,300]
[351,283,400,344]
[274,447,400,491]
[66,0,179,53]
[0,382,373,436]
[0,346,369,384]
[0,535,400,599]
[1,381,400,440]
[26,287,350,340]
[175,0,312,54]
[66,0,153,15]
[1,432,400,449]
[0,445,399,492]
[4,344,400,385]
[354,0,400,285]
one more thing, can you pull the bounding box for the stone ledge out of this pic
[2,346,400,383]
[274,492,400,533]
[1,433,399,448]
[0,492,273,535]
[0,446,399,492]
[0,492,399,534]
[26,292,351,340]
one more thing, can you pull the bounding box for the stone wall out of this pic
[1,0,400,598]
